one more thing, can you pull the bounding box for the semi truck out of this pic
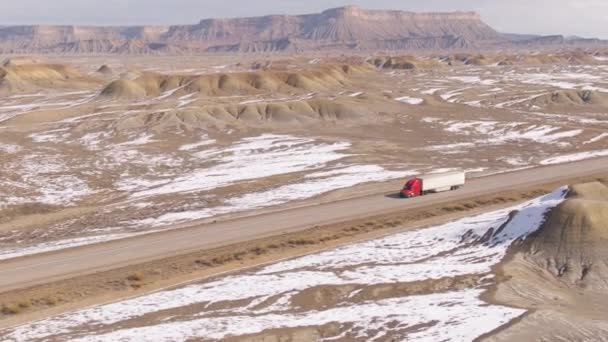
[400,170,465,198]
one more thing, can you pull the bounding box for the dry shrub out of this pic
[287,239,315,246]
[250,247,267,255]
[211,255,234,265]
[43,296,59,306]
[195,259,213,267]
[127,272,144,282]
[2,304,20,315]
[232,252,247,261]
[18,300,31,309]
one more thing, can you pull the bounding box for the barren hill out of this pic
[166,6,501,51]
[1,5,604,54]
[489,180,608,340]
[0,62,99,95]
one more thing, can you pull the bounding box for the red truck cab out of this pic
[401,178,422,198]
[400,171,465,198]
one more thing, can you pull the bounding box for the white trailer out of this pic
[401,170,466,197]
[420,171,466,193]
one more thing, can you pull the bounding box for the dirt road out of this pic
[1,157,608,292]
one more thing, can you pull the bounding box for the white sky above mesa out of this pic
[1,0,607,38]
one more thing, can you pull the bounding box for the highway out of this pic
[1,157,607,292]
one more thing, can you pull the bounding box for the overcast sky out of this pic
[2,0,607,38]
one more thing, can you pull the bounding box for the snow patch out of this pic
[0,188,566,341]
[178,139,217,151]
[448,76,498,86]
[540,149,608,165]
[421,88,442,95]
[133,165,414,227]
[395,96,424,105]
[128,135,351,199]
[433,119,583,145]
[116,134,157,146]
[583,132,608,145]
[0,142,21,154]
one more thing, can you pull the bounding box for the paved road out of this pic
[1,157,608,292]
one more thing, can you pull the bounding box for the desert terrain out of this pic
[0,5,608,342]
[2,52,608,261]
[1,6,603,54]
[2,176,607,341]
[0,51,607,341]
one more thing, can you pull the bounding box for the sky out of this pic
[1,0,607,38]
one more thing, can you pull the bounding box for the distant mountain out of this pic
[0,6,605,54]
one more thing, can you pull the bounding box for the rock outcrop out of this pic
[3,6,596,54]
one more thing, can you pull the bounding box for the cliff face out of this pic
[0,6,603,54]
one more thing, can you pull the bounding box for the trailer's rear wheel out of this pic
[450,185,462,191]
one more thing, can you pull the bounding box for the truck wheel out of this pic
[451,186,461,191]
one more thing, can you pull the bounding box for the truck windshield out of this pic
[403,180,415,190]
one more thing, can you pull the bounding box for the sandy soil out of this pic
[1,52,608,263]
[1,50,608,340]
[2,176,604,341]
[0,173,606,334]
[482,179,608,341]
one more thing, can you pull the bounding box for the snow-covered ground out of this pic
[132,165,414,227]
[583,132,608,145]
[395,96,424,105]
[0,134,414,260]
[2,62,607,270]
[540,149,608,165]
[123,134,353,199]
[442,68,606,92]
[0,187,567,341]
[416,64,608,110]
[0,142,21,154]
[421,118,583,152]
[237,92,317,105]
[448,75,499,86]
[0,153,93,208]
[0,92,97,123]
